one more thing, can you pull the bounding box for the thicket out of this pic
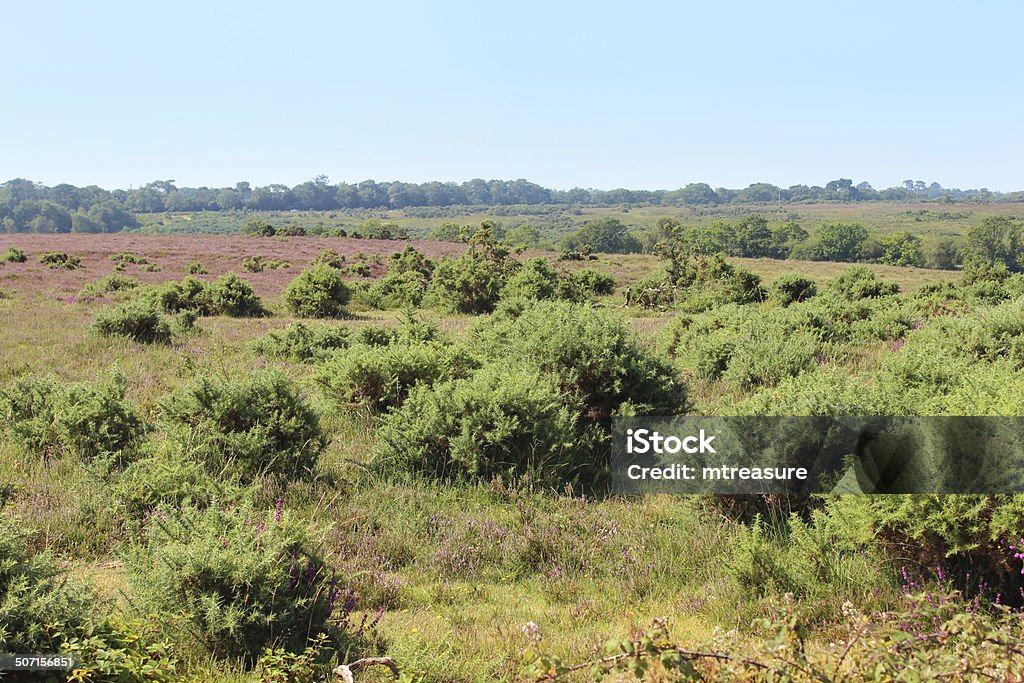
[152,273,267,317]
[39,251,81,269]
[1,246,26,262]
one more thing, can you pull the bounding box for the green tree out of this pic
[963,216,1022,271]
[879,231,925,267]
[561,217,642,254]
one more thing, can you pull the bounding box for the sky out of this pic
[2,0,1022,192]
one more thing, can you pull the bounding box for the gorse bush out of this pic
[770,273,818,306]
[1,246,27,262]
[425,226,517,314]
[376,363,603,487]
[128,503,345,662]
[184,260,208,274]
[829,266,900,300]
[252,322,351,362]
[209,272,268,317]
[153,273,266,317]
[158,371,324,478]
[0,371,145,463]
[0,512,94,652]
[558,268,616,302]
[311,248,346,269]
[362,246,435,309]
[91,299,173,344]
[283,264,352,318]
[79,273,140,298]
[39,251,82,269]
[500,257,558,301]
[317,341,479,413]
[243,255,291,272]
[471,300,687,422]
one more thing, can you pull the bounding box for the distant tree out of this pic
[561,217,642,254]
[879,232,925,267]
[807,222,869,262]
[963,216,1022,271]
[670,183,718,205]
[731,214,774,257]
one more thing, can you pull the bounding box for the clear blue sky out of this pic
[3,0,1021,191]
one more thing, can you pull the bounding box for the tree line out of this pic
[2,176,1021,233]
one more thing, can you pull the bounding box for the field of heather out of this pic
[3,228,1024,682]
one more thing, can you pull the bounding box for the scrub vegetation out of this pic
[3,207,1024,682]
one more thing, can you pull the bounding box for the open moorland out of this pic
[4,220,1024,682]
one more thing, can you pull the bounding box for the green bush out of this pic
[0,512,94,652]
[722,319,820,390]
[375,364,603,487]
[91,299,172,344]
[209,272,268,317]
[558,268,616,302]
[128,503,343,662]
[243,255,291,272]
[1,246,26,263]
[113,444,227,524]
[317,341,479,413]
[0,371,145,463]
[471,300,687,421]
[158,371,325,478]
[501,257,558,301]
[79,274,140,298]
[425,227,517,314]
[39,251,82,270]
[770,273,818,306]
[829,266,900,300]
[283,264,351,318]
[311,249,346,269]
[252,322,350,362]
[184,260,208,274]
[154,276,213,314]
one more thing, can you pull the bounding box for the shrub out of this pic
[283,264,351,318]
[39,251,82,270]
[158,371,325,478]
[375,364,603,487]
[252,322,351,362]
[425,227,517,314]
[722,319,820,390]
[128,503,344,662]
[770,273,818,306]
[1,246,26,262]
[110,252,148,265]
[471,300,687,421]
[501,257,559,301]
[209,272,268,317]
[184,260,208,274]
[0,512,94,652]
[559,268,616,301]
[79,274,140,298]
[91,299,172,344]
[317,342,479,413]
[311,249,346,269]
[244,220,276,236]
[363,247,435,309]
[155,276,213,314]
[243,255,291,272]
[829,266,900,300]
[347,262,372,277]
[0,371,145,463]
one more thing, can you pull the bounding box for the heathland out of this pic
[3,195,1024,681]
